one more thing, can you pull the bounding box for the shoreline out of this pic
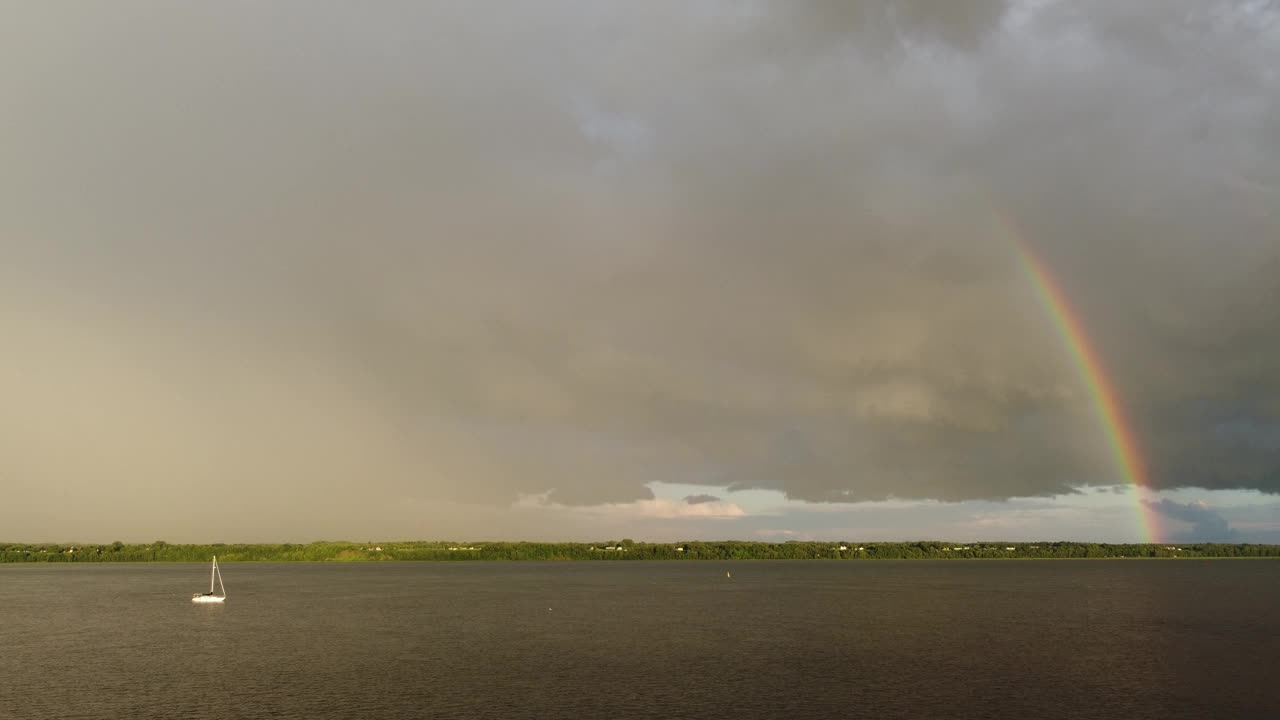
[3,557,1278,564]
[4,540,1278,563]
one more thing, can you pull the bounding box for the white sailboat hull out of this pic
[191,594,225,604]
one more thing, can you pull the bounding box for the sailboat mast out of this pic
[210,556,217,594]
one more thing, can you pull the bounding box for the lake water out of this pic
[1,561,1276,719]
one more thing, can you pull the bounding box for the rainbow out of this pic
[994,214,1161,544]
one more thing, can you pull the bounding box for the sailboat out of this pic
[191,556,227,604]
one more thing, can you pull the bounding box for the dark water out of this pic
[2,561,1277,719]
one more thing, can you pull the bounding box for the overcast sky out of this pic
[2,1,1277,543]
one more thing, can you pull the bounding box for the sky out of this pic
[2,1,1278,544]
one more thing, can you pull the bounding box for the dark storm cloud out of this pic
[1,1,1277,539]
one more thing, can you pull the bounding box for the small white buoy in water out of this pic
[726,571,731,578]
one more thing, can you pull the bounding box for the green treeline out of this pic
[1,539,1278,563]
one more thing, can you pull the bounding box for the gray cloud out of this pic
[1143,499,1237,542]
[768,0,1011,53]
[1,1,1277,539]
[683,494,722,505]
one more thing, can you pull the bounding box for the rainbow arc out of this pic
[994,214,1161,543]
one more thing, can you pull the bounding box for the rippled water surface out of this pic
[2,561,1277,719]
